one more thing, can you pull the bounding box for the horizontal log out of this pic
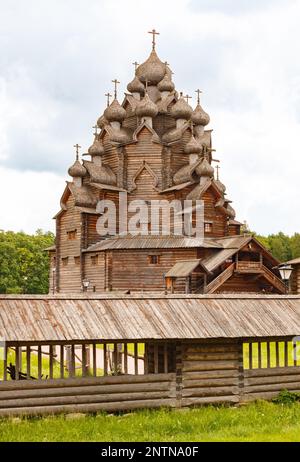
[0,398,177,417]
[241,391,284,402]
[182,395,239,407]
[184,353,239,361]
[244,382,300,394]
[183,377,239,389]
[0,373,176,391]
[184,345,238,354]
[245,374,300,387]
[244,367,300,378]
[183,360,238,372]
[182,386,240,398]
[182,370,239,381]
[0,381,176,401]
[0,390,177,410]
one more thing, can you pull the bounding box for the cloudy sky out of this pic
[0,0,299,235]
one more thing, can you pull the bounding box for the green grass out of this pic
[1,401,300,441]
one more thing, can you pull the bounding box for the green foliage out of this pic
[273,390,300,405]
[255,232,300,262]
[0,230,54,294]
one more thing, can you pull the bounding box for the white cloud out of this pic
[0,166,63,233]
[0,0,299,234]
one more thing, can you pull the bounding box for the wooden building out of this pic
[287,258,300,294]
[1,294,300,416]
[47,35,286,295]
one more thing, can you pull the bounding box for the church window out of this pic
[62,257,69,266]
[204,222,212,233]
[74,256,80,265]
[149,255,160,265]
[67,229,77,240]
[91,255,99,266]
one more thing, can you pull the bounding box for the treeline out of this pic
[0,230,299,294]
[0,230,54,294]
[254,232,300,262]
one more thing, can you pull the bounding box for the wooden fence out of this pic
[1,338,300,416]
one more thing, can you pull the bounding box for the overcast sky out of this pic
[0,0,299,235]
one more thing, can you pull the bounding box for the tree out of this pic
[0,230,54,294]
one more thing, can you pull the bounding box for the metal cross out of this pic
[195,89,203,104]
[93,125,99,136]
[105,92,112,107]
[73,144,81,160]
[148,29,160,50]
[184,94,192,104]
[215,164,220,181]
[111,79,120,99]
[132,61,139,71]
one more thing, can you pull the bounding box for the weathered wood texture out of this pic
[181,341,241,406]
[242,366,300,402]
[291,264,300,295]
[0,373,176,417]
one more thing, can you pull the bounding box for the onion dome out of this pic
[135,93,158,118]
[226,204,236,219]
[104,99,126,122]
[88,139,104,156]
[170,96,193,120]
[157,74,175,93]
[195,157,214,178]
[136,50,166,85]
[184,135,202,154]
[68,160,87,178]
[127,76,145,94]
[192,103,210,126]
[97,115,108,129]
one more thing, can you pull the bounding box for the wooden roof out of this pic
[0,294,300,343]
[286,257,300,265]
[84,236,223,252]
[165,260,202,277]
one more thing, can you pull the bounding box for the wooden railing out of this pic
[236,261,262,272]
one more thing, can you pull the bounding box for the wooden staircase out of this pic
[204,263,235,294]
[203,262,286,294]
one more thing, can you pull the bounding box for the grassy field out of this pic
[1,401,300,442]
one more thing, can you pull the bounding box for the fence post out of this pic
[175,342,183,408]
[238,340,245,404]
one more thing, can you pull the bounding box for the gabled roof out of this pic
[0,294,300,342]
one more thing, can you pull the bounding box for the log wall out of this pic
[242,367,300,402]
[0,373,176,417]
[181,341,241,406]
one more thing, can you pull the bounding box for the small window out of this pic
[149,255,160,265]
[67,230,77,240]
[204,223,212,233]
[62,257,69,266]
[91,255,99,266]
[74,256,80,265]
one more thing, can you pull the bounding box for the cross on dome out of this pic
[195,89,203,104]
[111,79,120,99]
[148,29,160,50]
[73,143,81,160]
[105,92,112,107]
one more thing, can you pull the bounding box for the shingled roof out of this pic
[0,295,300,342]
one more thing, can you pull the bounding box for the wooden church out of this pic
[47,31,285,295]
